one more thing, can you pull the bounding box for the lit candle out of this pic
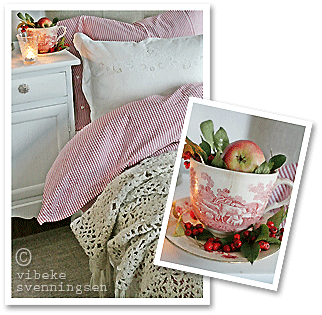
[25,47,36,60]
[16,33,38,65]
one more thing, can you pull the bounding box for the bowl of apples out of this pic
[17,12,67,54]
[183,120,293,237]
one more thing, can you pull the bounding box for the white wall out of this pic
[186,101,305,165]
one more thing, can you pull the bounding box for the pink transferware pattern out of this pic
[190,166,275,232]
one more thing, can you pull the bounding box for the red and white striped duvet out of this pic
[37,83,203,224]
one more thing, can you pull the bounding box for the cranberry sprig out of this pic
[201,219,284,264]
[182,206,286,264]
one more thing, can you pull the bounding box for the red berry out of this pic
[259,241,270,250]
[185,229,192,236]
[192,228,199,236]
[234,233,241,240]
[223,245,231,252]
[183,151,192,160]
[280,228,284,235]
[184,161,190,169]
[270,226,278,234]
[193,154,201,162]
[196,223,203,229]
[230,243,236,251]
[269,233,276,238]
[208,155,215,162]
[267,221,275,228]
[212,242,221,251]
[234,239,242,249]
[243,231,250,238]
[198,227,204,234]
[204,242,214,252]
[207,237,215,243]
[185,222,192,230]
[279,235,283,241]
[250,236,256,243]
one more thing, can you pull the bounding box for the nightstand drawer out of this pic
[12,72,67,105]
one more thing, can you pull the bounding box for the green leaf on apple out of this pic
[254,161,274,174]
[269,154,287,172]
[240,242,260,264]
[213,127,229,154]
[200,120,215,152]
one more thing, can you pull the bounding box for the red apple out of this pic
[222,140,266,173]
[37,17,52,28]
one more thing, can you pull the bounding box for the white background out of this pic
[1,0,321,313]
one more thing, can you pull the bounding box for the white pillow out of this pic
[73,33,203,121]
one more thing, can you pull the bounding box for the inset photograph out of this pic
[155,98,312,290]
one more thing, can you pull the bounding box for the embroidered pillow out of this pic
[57,11,203,129]
[74,33,203,121]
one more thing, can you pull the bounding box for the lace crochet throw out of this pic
[70,151,203,298]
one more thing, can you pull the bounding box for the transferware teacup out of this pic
[27,25,67,54]
[190,158,294,237]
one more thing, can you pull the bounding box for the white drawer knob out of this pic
[18,84,30,94]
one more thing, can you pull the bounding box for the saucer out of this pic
[38,48,67,57]
[166,197,280,263]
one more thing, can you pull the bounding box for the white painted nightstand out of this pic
[11,46,80,219]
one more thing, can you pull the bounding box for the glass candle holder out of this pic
[16,34,38,65]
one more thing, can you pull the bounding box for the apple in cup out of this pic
[222,140,266,173]
[37,17,53,28]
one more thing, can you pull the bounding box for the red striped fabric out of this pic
[267,162,297,227]
[57,10,203,131]
[37,82,203,224]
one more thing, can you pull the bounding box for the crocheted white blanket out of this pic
[70,151,203,298]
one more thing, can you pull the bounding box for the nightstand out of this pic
[11,46,80,218]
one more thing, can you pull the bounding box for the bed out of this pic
[36,10,205,298]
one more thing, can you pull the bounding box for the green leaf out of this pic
[240,242,260,264]
[17,12,25,20]
[200,120,215,151]
[219,234,234,246]
[255,161,274,174]
[52,17,59,25]
[255,224,270,242]
[211,153,227,169]
[213,127,229,154]
[268,206,287,229]
[195,229,214,241]
[25,13,34,23]
[173,215,185,237]
[199,136,211,157]
[269,154,287,172]
[257,237,281,245]
[185,137,208,163]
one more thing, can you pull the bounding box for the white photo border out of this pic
[5,3,211,305]
[155,97,312,291]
